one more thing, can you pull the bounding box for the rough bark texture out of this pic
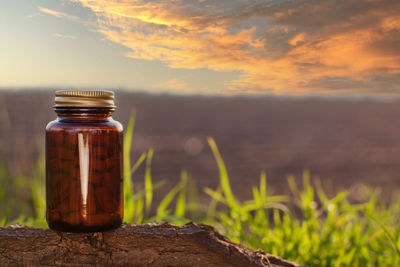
[0,222,302,267]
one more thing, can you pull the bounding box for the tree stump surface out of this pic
[0,222,302,267]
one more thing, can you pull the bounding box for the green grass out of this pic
[1,116,399,266]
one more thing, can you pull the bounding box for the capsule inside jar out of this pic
[46,90,123,232]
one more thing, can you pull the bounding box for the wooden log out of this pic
[0,222,302,267]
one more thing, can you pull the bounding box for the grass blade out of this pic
[207,137,238,210]
[175,170,188,218]
[157,182,181,217]
[365,211,400,256]
[145,149,154,215]
[124,114,135,195]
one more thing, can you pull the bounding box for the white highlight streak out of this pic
[78,133,89,218]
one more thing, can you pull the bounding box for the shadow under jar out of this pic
[46,90,123,232]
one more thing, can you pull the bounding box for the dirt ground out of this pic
[1,90,400,202]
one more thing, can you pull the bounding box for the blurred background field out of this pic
[2,89,400,201]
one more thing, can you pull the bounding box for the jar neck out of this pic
[55,107,115,122]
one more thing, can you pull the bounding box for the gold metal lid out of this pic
[54,90,116,108]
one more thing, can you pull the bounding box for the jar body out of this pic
[46,108,123,232]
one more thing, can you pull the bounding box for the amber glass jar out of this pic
[46,90,123,232]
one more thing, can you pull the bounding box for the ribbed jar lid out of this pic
[54,90,115,108]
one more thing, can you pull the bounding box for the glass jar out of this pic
[46,90,123,232]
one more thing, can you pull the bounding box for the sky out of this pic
[0,0,399,96]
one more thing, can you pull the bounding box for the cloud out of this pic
[38,6,82,23]
[54,33,78,39]
[59,0,400,94]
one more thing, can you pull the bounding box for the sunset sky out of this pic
[1,0,399,96]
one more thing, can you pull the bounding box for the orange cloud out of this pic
[63,0,400,95]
